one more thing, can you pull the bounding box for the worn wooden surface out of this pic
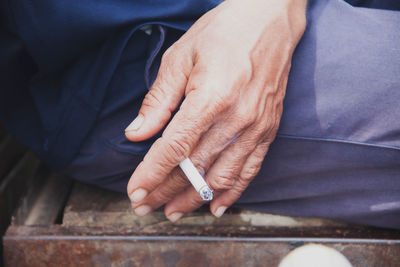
[4,179,400,267]
[64,182,352,231]
[0,131,33,267]
[0,131,31,232]
[62,182,400,240]
[65,182,345,230]
[4,224,400,267]
[23,173,72,226]
[2,135,400,266]
[0,152,41,236]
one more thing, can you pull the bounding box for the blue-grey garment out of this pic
[64,0,400,229]
[236,0,400,228]
[243,0,400,229]
[1,0,400,229]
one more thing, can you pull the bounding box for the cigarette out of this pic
[179,158,213,201]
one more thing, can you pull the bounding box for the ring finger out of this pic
[131,119,247,215]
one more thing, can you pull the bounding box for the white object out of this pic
[279,244,353,267]
[179,158,213,201]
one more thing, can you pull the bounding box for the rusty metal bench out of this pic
[1,129,400,266]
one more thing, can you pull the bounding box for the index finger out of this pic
[127,90,216,203]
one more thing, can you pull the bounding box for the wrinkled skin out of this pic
[125,0,307,221]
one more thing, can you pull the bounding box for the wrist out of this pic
[226,0,307,33]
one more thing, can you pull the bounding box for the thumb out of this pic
[125,47,192,141]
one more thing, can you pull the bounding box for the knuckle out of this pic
[191,157,207,176]
[231,185,245,198]
[159,125,198,163]
[235,114,249,127]
[161,47,175,64]
[153,189,172,204]
[188,194,204,206]
[159,177,186,200]
[262,119,280,141]
[234,108,256,129]
[164,137,191,161]
[151,172,190,205]
[271,117,281,133]
[265,116,280,131]
[174,172,191,187]
[169,40,186,52]
[186,89,227,118]
[212,93,230,112]
[210,174,235,191]
[240,163,261,182]
[251,125,268,142]
[252,116,281,143]
[142,87,164,109]
[162,126,198,161]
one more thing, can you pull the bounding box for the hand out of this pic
[125,0,307,221]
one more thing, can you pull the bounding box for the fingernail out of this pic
[134,205,152,216]
[125,114,144,131]
[129,188,148,203]
[214,206,227,218]
[167,212,183,222]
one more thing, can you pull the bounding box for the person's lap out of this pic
[64,0,400,229]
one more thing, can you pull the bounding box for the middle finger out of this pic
[163,128,261,220]
[131,119,245,215]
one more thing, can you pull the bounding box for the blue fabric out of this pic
[0,0,223,168]
[0,0,399,168]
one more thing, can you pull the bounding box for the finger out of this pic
[204,128,260,193]
[127,67,226,204]
[125,46,193,142]
[131,120,245,215]
[162,130,258,221]
[210,142,270,217]
[164,186,212,222]
[130,168,188,216]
